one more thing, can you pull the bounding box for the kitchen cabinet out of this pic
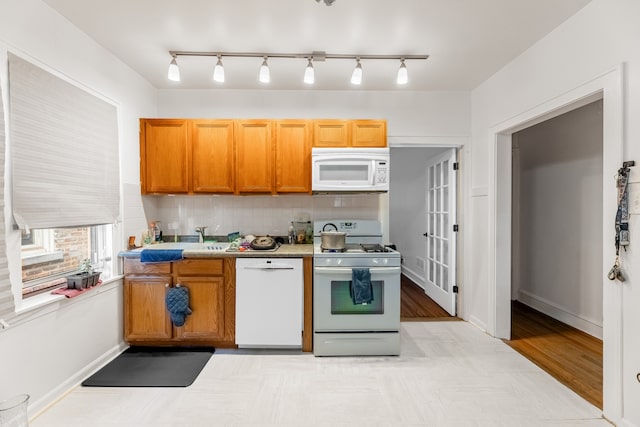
[312,119,387,147]
[140,119,190,193]
[174,259,227,340]
[191,120,235,193]
[235,120,274,193]
[123,258,236,347]
[275,120,312,193]
[312,120,350,147]
[123,261,173,340]
[351,120,387,147]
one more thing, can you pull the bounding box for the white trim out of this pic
[487,65,624,423]
[28,342,128,420]
[388,135,467,147]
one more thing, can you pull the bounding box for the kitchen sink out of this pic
[134,242,231,253]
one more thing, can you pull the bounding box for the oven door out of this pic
[313,266,400,332]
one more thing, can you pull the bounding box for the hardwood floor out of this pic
[400,274,456,321]
[504,300,603,409]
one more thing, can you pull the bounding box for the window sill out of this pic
[21,250,64,266]
[15,275,123,316]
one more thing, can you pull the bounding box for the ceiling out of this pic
[42,0,591,91]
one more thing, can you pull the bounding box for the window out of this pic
[21,224,113,296]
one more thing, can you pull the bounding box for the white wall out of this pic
[469,0,640,424]
[157,90,470,138]
[0,0,157,417]
[513,101,603,338]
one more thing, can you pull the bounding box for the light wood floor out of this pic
[31,322,606,427]
[504,300,603,409]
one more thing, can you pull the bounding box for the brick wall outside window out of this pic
[22,228,90,282]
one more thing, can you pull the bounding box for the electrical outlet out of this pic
[416,257,426,270]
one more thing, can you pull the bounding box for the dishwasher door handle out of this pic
[244,265,295,270]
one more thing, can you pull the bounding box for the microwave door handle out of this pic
[370,160,377,185]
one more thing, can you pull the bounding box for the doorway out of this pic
[488,67,624,418]
[390,146,461,317]
[506,99,604,408]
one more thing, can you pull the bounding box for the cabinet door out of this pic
[140,119,190,193]
[351,120,387,147]
[312,120,350,147]
[174,276,226,340]
[275,120,312,193]
[124,276,173,340]
[192,120,235,193]
[235,120,274,193]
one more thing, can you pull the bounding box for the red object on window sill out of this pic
[52,280,103,298]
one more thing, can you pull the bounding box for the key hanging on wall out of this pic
[609,160,635,281]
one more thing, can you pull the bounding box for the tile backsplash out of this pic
[141,194,381,239]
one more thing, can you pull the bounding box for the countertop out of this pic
[118,242,314,259]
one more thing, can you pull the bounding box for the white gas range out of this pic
[313,220,401,356]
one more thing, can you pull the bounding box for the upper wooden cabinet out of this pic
[312,119,387,147]
[191,120,235,193]
[275,120,312,193]
[351,120,387,147]
[141,118,387,194]
[140,119,190,193]
[312,120,350,147]
[235,120,274,194]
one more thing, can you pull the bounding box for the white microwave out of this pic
[311,147,390,193]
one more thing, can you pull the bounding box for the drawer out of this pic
[124,258,172,274]
[175,259,224,275]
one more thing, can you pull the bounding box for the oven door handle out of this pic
[314,267,401,274]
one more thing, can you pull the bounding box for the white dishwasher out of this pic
[235,258,303,348]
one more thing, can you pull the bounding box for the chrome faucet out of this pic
[195,226,207,243]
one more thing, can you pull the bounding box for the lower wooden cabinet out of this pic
[124,275,173,340]
[123,258,236,347]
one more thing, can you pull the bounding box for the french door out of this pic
[424,149,457,315]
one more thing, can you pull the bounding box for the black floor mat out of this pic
[82,347,214,387]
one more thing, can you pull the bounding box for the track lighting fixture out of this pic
[167,55,180,82]
[259,57,270,83]
[304,57,315,84]
[396,58,408,85]
[213,55,225,83]
[167,50,428,86]
[350,58,362,85]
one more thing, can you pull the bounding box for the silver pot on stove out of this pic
[320,223,346,251]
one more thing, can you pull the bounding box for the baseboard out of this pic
[517,290,603,339]
[401,266,425,290]
[618,418,639,427]
[467,315,487,333]
[29,342,128,420]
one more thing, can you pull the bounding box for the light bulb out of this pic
[167,57,180,82]
[397,59,408,85]
[304,58,314,84]
[259,57,270,83]
[213,56,225,83]
[350,59,362,85]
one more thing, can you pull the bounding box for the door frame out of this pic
[389,138,467,318]
[487,66,623,421]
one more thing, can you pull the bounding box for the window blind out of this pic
[8,53,120,230]
[0,74,15,322]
